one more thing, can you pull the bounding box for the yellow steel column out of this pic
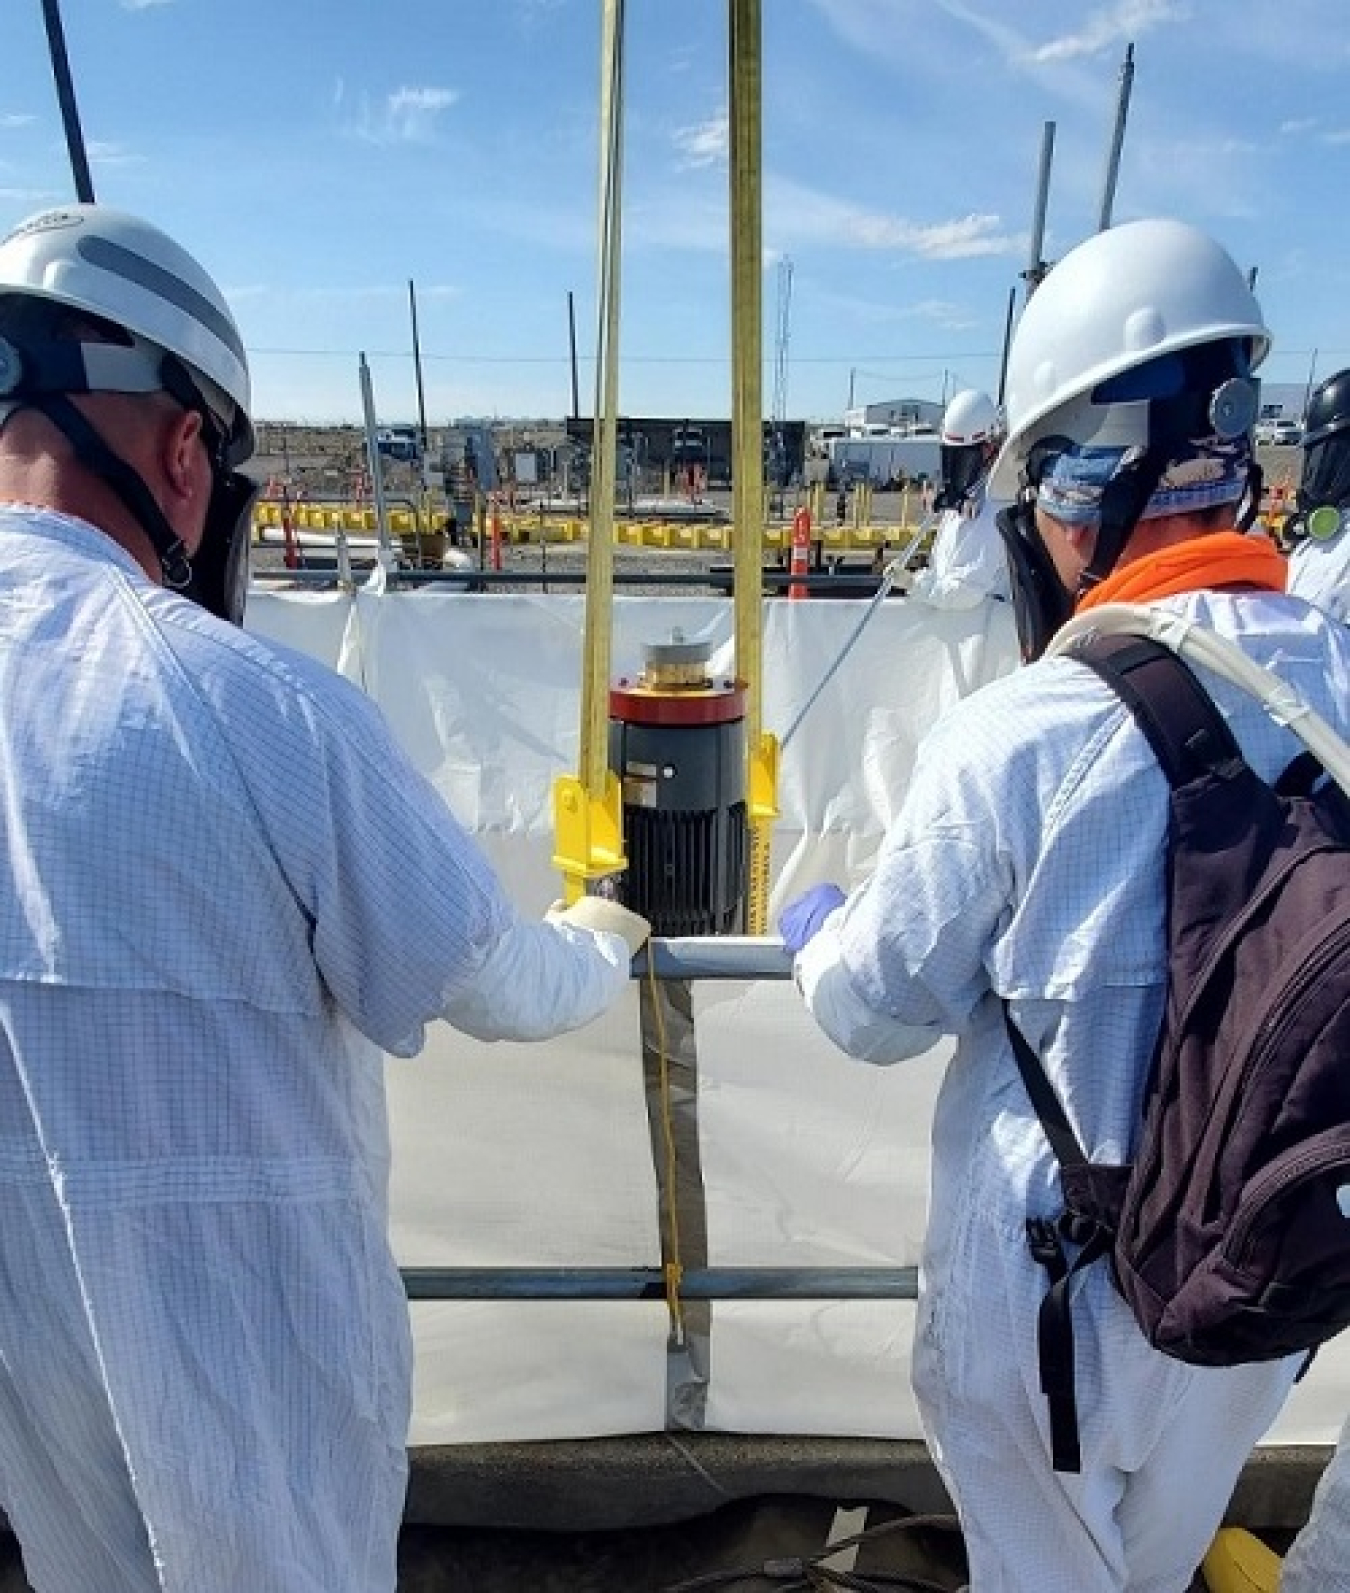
[552,0,627,901]
[729,0,779,934]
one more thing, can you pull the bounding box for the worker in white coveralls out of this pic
[1285,368,1350,621]
[1282,1413,1350,1591]
[0,204,648,1593]
[908,387,1011,608]
[778,217,1350,1593]
[1275,374,1350,1593]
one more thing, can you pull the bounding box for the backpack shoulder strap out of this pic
[1063,632,1245,789]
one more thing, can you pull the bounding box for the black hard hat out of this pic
[1303,369,1350,449]
[1298,368,1350,515]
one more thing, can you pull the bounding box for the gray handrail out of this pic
[403,1266,916,1301]
[397,934,923,1305]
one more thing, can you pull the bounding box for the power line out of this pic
[249,346,1006,365]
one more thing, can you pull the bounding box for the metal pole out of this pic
[407,279,429,456]
[1304,348,1320,415]
[1024,121,1055,300]
[39,0,95,203]
[358,353,397,569]
[567,289,581,421]
[997,285,1017,407]
[1096,43,1134,232]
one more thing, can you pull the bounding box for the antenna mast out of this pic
[1097,43,1135,231]
[40,0,95,202]
[1023,121,1056,300]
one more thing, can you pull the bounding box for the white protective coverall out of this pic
[1288,519,1350,622]
[794,587,1350,1593]
[0,508,636,1593]
[1282,1416,1350,1592]
[908,489,1012,610]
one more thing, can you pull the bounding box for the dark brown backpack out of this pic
[1005,631,1350,1473]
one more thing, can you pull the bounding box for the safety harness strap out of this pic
[1004,1004,1121,1474]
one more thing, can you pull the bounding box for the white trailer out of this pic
[828,433,942,485]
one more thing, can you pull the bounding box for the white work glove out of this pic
[546,896,651,960]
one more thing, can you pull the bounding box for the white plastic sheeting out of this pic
[244,584,1350,1449]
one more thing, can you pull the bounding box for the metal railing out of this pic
[399,935,918,1305]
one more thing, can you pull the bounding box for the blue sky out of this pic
[4,0,1349,425]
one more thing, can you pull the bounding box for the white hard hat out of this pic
[989,217,1268,499]
[941,389,999,446]
[0,203,252,461]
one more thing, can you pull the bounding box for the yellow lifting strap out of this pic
[1200,1527,1282,1593]
[728,0,779,934]
[553,0,627,905]
[745,729,780,935]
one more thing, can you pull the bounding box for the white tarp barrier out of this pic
[245,584,1350,1448]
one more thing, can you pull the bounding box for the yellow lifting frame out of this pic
[553,0,781,922]
[552,0,628,903]
[729,0,780,934]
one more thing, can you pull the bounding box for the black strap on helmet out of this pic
[995,500,1076,662]
[28,390,195,591]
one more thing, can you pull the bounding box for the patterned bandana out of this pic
[1037,432,1253,527]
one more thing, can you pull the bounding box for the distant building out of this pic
[842,397,944,433]
[563,416,808,487]
[1257,382,1312,423]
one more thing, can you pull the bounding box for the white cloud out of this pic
[120,0,174,9]
[672,114,728,170]
[86,141,145,167]
[1029,0,1187,63]
[906,298,981,329]
[353,86,459,145]
[864,213,1018,259]
[815,288,980,331]
[769,180,1021,259]
[386,86,458,141]
[1280,118,1319,136]
[0,114,36,129]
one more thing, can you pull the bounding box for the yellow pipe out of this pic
[729,0,778,934]
[551,0,627,902]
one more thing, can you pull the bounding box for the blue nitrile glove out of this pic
[778,883,847,954]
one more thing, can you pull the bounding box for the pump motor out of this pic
[608,634,747,936]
